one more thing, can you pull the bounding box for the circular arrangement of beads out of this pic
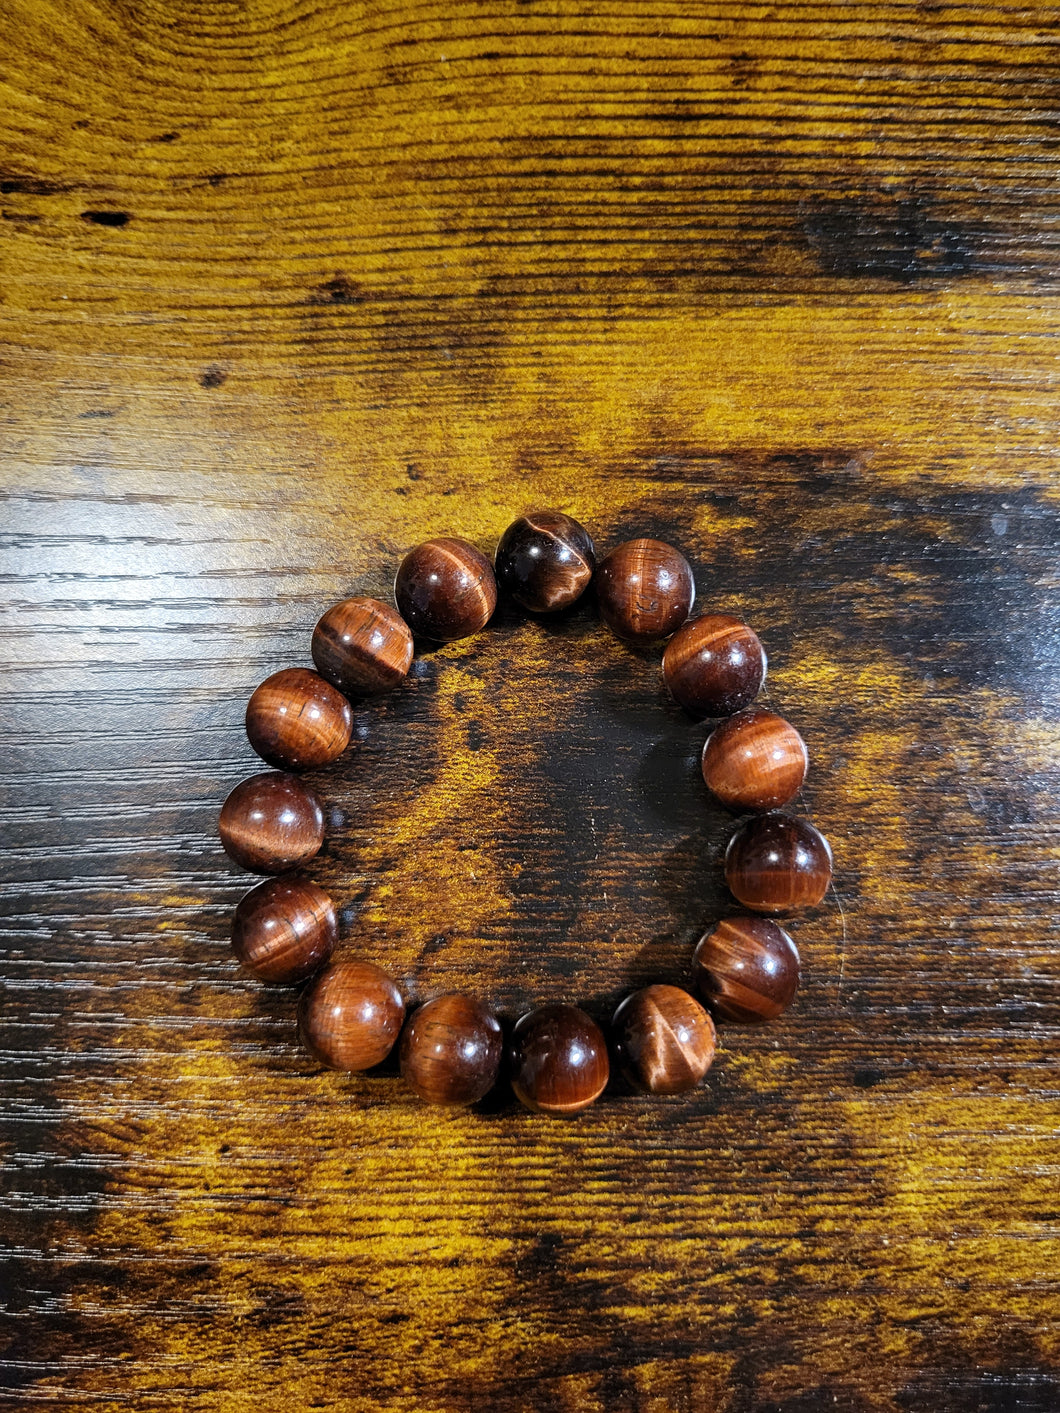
[219,512,834,1116]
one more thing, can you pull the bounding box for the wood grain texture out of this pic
[1,1,1058,1409]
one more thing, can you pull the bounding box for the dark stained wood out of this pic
[245,667,353,770]
[217,771,326,875]
[702,706,809,812]
[724,813,834,914]
[494,510,596,613]
[693,916,801,1025]
[395,537,498,642]
[508,1004,611,1116]
[1,0,1059,1408]
[231,875,338,986]
[595,538,696,643]
[311,596,414,697]
[298,960,405,1072]
[611,985,716,1095]
[399,993,503,1108]
[663,614,767,718]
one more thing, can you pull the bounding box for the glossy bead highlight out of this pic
[612,985,716,1094]
[508,1003,609,1115]
[701,706,808,812]
[299,959,405,1071]
[595,538,695,643]
[724,812,833,914]
[394,537,497,641]
[245,667,353,771]
[312,596,414,696]
[218,772,325,874]
[662,614,766,718]
[693,915,800,1023]
[231,875,337,984]
[494,510,595,612]
[399,993,503,1107]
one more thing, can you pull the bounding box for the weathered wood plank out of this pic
[1,3,1058,1409]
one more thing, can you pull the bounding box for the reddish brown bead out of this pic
[724,812,833,914]
[218,772,325,874]
[662,614,766,718]
[595,538,695,643]
[299,959,405,1071]
[399,993,503,1108]
[245,667,352,771]
[231,875,337,984]
[312,596,414,696]
[508,1004,609,1116]
[394,537,497,642]
[494,510,595,612]
[702,707,808,812]
[693,915,800,1023]
[612,985,716,1095]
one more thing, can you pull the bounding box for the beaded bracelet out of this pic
[218,512,833,1116]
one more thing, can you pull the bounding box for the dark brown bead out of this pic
[611,985,716,1095]
[399,993,503,1107]
[662,614,766,718]
[311,596,414,696]
[231,875,337,984]
[218,771,325,874]
[494,510,595,613]
[724,812,833,914]
[595,538,695,643]
[702,707,808,812]
[508,1003,609,1116]
[394,537,497,641]
[299,959,405,1071]
[245,667,352,770]
[693,915,800,1023]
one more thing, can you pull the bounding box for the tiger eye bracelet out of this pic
[218,511,834,1116]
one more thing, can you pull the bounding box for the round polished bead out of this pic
[394,537,497,642]
[662,614,766,718]
[245,667,353,771]
[693,915,800,1023]
[218,771,325,874]
[399,993,503,1108]
[702,707,808,812]
[724,812,833,914]
[299,959,405,1071]
[311,596,414,696]
[612,985,716,1095]
[231,875,337,984]
[508,1003,609,1116]
[494,510,595,613]
[595,538,695,643]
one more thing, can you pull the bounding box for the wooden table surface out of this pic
[2,2,1058,1409]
